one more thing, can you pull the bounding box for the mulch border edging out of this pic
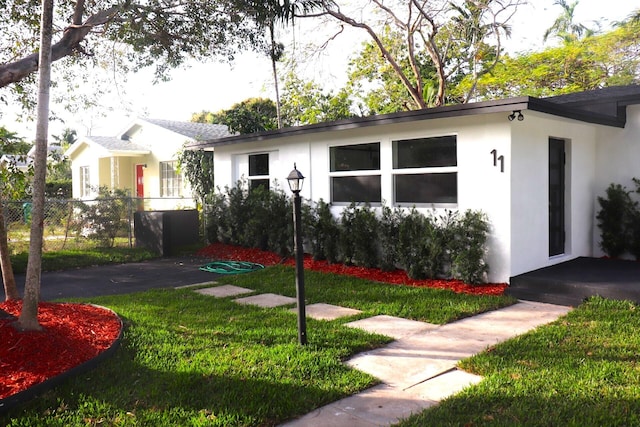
[0,304,124,414]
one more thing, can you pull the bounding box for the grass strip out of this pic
[216,265,515,324]
[397,296,640,426]
[10,247,158,273]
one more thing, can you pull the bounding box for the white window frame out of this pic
[248,153,270,190]
[392,136,458,207]
[328,142,382,204]
[80,166,91,198]
[160,160,182,197]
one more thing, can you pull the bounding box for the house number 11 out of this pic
[490,149,505,173]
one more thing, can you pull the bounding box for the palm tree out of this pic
[248,1,324,129]
[543,0,596,43]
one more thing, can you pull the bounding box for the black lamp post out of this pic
[287,163,307,345]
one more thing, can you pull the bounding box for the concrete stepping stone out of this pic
[175,281,219,289]
[295,303,362,321]
[195,285,253,298]
[435,300,572,343]
[234,293,297,308]
[405,369,482,401]
[345,315,438,339]
[345,335,472,389]
[280,383,437,427]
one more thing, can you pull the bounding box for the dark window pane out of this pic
[393,136,457,168]
[395,173,457,204]
[332,176,381,203]
[250,179,270,191]
[249,153,269,176]
[330,143,380,172]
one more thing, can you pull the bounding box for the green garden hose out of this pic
[199,261,265,274]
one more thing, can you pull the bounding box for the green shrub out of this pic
[204,190,227,244]
[628,178,640,260]
[243,185,272,249]
[45,180,72,198]
[204,184,492,283]
[225,181,251,245]
[265,187,293,257]
[79,187,131,248]
[350,203,379,268]
[450,210,490,284]
[204,181,293,257]
[304,199,340,263]
[397,208,430,279]
[596,183,636,258]
[338,203,356,265]
[424,211,457,279]
[378,205,403,271]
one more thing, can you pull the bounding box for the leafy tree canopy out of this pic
[280,72,356,126]
[470,19,640,99]
[0,0,320,113]
[192,97,278,134]
[306,0,523,108]
[0,127,31,155]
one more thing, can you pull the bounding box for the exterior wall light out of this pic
[508,110,524,121]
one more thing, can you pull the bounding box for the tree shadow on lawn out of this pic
[0,341,365,426]
[1,293,384,427]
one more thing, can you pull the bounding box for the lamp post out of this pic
[287,163,307,345]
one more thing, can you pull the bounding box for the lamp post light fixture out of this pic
[287,163,307,345]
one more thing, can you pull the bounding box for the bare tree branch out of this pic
[0,6,120,88]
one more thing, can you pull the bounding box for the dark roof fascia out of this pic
[188,96,624,149]
[189,97,534,149]
[527,97,626,128]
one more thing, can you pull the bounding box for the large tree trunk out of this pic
[17,0,54,331]
[0,201,19,301]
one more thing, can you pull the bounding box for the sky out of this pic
[0,0,636,140]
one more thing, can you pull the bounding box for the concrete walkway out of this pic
[191,283,571,427]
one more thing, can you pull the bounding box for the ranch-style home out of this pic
[65,118,229,210]
[189,85,640,284]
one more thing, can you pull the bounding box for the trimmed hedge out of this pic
[205,183,491,284]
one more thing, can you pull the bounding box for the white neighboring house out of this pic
[189,85,640,284]
[65,118,230,210]
[0,143,62,174]
[0,154,31,174]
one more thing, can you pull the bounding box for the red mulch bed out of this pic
[196,242,507,296]
[0,300,122,401]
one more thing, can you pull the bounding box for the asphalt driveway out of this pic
[7,256,221,302]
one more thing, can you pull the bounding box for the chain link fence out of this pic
[3,197,197,254]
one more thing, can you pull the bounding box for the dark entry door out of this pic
[549,138,565,256]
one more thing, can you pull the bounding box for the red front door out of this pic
[136,164,144,197]
[136,164,144,211]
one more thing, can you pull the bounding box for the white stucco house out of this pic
[65,118,230,210]
[188,85,640,284]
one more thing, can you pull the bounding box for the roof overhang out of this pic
[188,96,625,150]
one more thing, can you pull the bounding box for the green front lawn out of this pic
[217,265,513,324]
[10,247,158,273]
[397,296,640,426]
[1,266,513,426]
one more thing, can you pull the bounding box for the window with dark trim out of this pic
[330,142,380,171]
[329,142,381,203]
[392,136,457,205]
